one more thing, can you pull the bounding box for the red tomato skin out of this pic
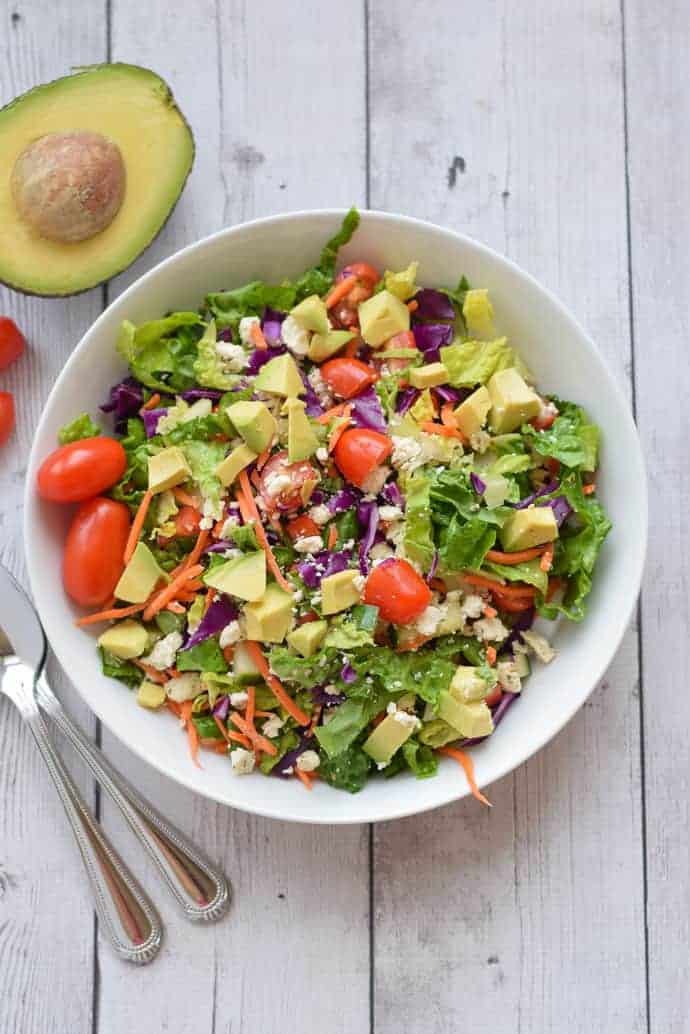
[0,317,26,371]
[175,505,201,537]
[0,392,15,446]
[320,358,377,400]
[333,429,392,488]
[363,559,432,625]
[286,515,321,541]
[37,437,127,503]
[63,497,131,607]
[258,451,319,513]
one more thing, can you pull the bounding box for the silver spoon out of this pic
[0,564,230,957]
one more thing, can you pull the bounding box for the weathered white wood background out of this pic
[0,0,682,1030]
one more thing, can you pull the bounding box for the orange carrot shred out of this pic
[243,641,310,726]
[420,420,466,441]
[179,701,202,768]
[230,712,278,756]
[483,604,498,619]
[236,470,293,593]
[343,339,359,358]
[296,768,314,791]
[255,447,272,471]
[75,602,147,627]
[166,601,186,614]
[407,299,419,312]
[316,402,349,425]
[132,660,167,685]
[166,700,182,718]
[485,545,548,565]
[439,746,492,807]
[328,405,353,452]
[486,646,497,666]
[462,572,536,598]
[583,483,596,495]
[246,684,256,726]
[141,393,161,411]
[441,402,458,429]
[123,489,153,565]
[540,543,555,572]
[143,563,204,621]
[222,644,235,664]
[325,275,357,309]
[327,524,337,550]
[250,468,262,492]
[249,321,268,350]
[172,487,200,508]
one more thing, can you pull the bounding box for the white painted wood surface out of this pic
[0,1,678,1032]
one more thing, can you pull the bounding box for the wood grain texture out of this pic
[625,2,690,1031]
[97,4,370,1034]
[368,2,646,1031]
[0,4,105,1033]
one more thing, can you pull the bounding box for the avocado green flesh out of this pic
[0,63,194,296]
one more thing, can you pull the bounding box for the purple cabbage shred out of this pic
[470,472,486,495]
[412,322,453,362]
[412,288,455,321]
[356,500,379,575]
[350,387,387,432]
[142,408,167,438]
[212,695,230,721]
[182,597,239,650]
[396,386,420,414]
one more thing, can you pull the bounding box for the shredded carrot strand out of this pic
[143,563,204,621]
[439,746,492,807]
[132,660,167,685]
[249,321,269,350]
[486,646,497,666]
[172,487,200,508]
[407,299,419,312]
[243,641,310,726]
[327,524,337,550]
[429,577,447,593]
[245,684,256,726]
[420,420,466,441]
[583,483,596,495]
[316,402,349,425]
[250,468,262,492]
[540,543,555,572]
[166,601,186,614]
[123,490,153,565]
[483,604,498,619]
[492,594,535,613]
[75,602,147,627]
[328,405,353,452]
[230,712,278,756]
[343,339,359,358]
[296,768,314,791]
[201,739,231,754]
[325,275,357,309]
[255,447,272,471]
[485,545,548,565]
[440,403,458,429]
[462,572,536,598]
[395,634,430,653]
[178,701,201,768]
[141,393,161,411]
[170,528,211,579]
[236,470,293,593]
[166,700,182,718]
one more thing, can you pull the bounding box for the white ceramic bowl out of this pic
[25,210,647,824]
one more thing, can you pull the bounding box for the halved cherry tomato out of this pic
[320,358,377,400]
[63,497,131,607]
[174,504,201,537]
[297,610,321,625]
[363,558,432,625]
[530,399,559,431]
[338,262,380,286]
[37,437,127,503]
[0,318,26,370]
[0,392,15,446]
[333,428,392,488]
[286,514,321,541]
[258,450,319,513]
[485,686,503,708]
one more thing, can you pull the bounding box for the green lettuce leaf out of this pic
[292,207,360,301]
[117,313,203,392]
[191,714,225,740]
[439,516,495,573]
[259,730,300,774]
[99,647,141,688]
[483,557,548,596]
[324,622,374,650]
[441,337,532,387]
[319,745,371,793]
[58,413,102,444]
[403,473,436,571]
[181,440,226,512]
[429,469,510,527]
[176,638,228,674]
[192,320,243,390]
[401,739,439,779]
[205,281,296,327]
[268,646,342,689]
[523,400,600,470]
[314,699,373,757]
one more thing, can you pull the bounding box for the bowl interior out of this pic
[24,210,647,824]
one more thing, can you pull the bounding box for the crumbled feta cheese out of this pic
[215,340,248,371]
[386,701,398,715]
[165,672,202,703]
[229,691,249,709]
[324,684,340,696]
[292,589,303,603]
[307,367,333,407]
[282,766,294,775]
[142,631,183,671]
[521,630,556,663]
[459,593,486,621]
[294,534,323,554]
[473,616,510,643]
[360,465,390,496]
[199,516,214,530]
[219,620,241,649]
[296,750,320,772]
[230,747,256,774]
[316,446,329,464]
[262,714,285,738]
[263,471,292,496]
[378,504,403,523]
[370,542,395,564]
[469,430,492,454]
[308,504,332,526]
[352,574,366,592]
[415,604,446,638]
[376,760,390,771]
[496,660,523,693]
[391,435,423,473]
[220,515,239,539]
[392,710,422,731]
[281,314,310,357]
[385,520,405,547]
[311,593,322,607]
[238,316,261,345]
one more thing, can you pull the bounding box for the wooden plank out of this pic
[97,3,369,1033]
[624,2,690,1031]
[369,2,647,1031]
[0,3,105,1033]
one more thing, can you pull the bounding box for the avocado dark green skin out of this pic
[0,63,195,298]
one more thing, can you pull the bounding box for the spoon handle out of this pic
[36,674,230,922]
[3,659,162,964]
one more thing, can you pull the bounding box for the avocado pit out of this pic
[11,130,125,243]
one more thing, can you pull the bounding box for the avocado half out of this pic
[0,63,195,296]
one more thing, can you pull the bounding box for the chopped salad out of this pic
[44,209,611,800]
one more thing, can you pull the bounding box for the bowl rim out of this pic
[24,208,648,824]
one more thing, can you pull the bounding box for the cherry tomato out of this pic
[320,358,378,400]
[63,497,131,607]
[530,399,559,431]
[286,514,321,541]
[333,428,392,488]
[37,436,127,503]
[485,686,503,708]
[338,262,381,286]
[363,558,432,625]
[174,505,201,537]
[0,392,15,447]
[258,451,319,513]
[0,317,26,371]
[297,610,321,625]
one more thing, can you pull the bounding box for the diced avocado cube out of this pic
[244,583,294,643]
[232,640,261,677]
[482,473,510,509]
[409,362,449,389]
[148,446,192,494]
[290,294,329,335]
[137,680,167,710]
[418,718,462,748]
[450,666,489,702]
[487,368,541,433]
[307,329,355,362]
[215,443,258,487]
[321,569,362,615]
[226,400,276,453]
[462,288,495,339]
[513,652,530,678]
[500,505,558,552]
[98,620,149,660]
[358,289,410,347]
[363,710,419,764]
[410,388,436,423]
[287,620,328,658]
[383,262,418,301]
[285,398,319,462]
[115,542,168,604]
[204,551,266,602]
[454,385,492,437]
[438,691,494,738]
[254,353,305,398]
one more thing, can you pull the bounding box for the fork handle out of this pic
[37,674,230,922]
[7,665,162,963]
